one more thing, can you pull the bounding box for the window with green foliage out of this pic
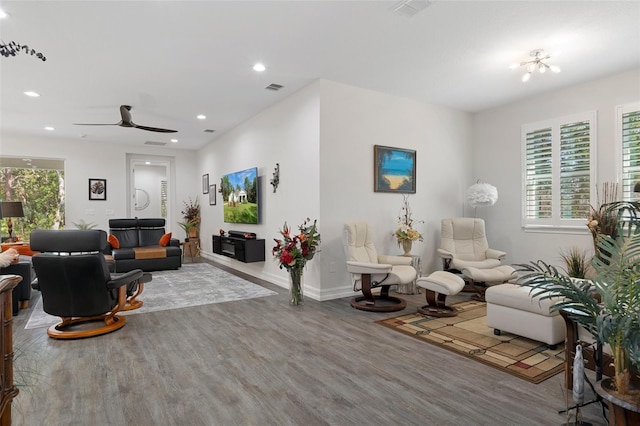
[522,111,596,230]
[618,103,640,201]
[0,166,65,240]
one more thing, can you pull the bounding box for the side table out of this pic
[396,254,422,295]
[181,239,200,263]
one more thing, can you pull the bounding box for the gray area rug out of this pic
[25,262,278,330]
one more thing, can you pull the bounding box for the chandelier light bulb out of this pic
[550,65,561,73]
[522,72,531,83]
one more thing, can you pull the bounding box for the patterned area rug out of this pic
[25,262,278,330]
[377,300,565,384]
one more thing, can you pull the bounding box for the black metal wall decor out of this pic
[270,163,280,193]
[0,41,46,61]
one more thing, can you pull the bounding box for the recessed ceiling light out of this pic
[197,114,206,120]
[0,8,8,19]
[170,139,178,143]
[145,161,151,165]
[24,91,40,97]
[44,126,55,131]
[253,63,266,72]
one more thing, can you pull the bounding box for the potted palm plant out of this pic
[177,219,199,242]
[517,220,640,416]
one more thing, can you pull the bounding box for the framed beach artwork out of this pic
[373,145,416,193]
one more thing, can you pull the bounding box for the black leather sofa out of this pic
[108,218,182,272]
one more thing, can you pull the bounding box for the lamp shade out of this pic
[466,183,498,208]
[0,201,24,218]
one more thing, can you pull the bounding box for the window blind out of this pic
[559,120,591,219]
[525,127,552,219]
[522,110,595,229]
[621,109,640,200]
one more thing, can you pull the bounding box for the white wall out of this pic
[198,79,473,300]
[473,69,640,266]
[0,134,198,234]
[198,82,322,294]
[317,80,473,299]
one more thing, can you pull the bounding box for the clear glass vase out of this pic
[289,266,304,306]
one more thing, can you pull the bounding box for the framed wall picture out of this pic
[373,145,416,193]
[209,184,216,205]
[203,174,210,194]
[88,178,107,200]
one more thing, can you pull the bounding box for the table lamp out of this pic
[0,201,24,242]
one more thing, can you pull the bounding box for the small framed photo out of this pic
[373,145,416,193]
[203,174,210,194]
[89,178,107,201]
[209,184,216,205]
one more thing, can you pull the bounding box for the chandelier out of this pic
[512,49,560,82]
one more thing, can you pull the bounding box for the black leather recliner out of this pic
[30,229,144,339]
[0,260,33,315]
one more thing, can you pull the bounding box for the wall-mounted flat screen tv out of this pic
[221,167,259,224]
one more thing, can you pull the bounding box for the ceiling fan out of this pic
[73,105,177,133]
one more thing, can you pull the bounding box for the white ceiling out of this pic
[1,1,639,151]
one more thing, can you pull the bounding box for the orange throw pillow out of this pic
[108,234,120,249]
[159,232,172,247]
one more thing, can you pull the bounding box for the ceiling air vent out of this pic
[144,141,167,146]
[391,0,430,17]
[265,83,284,91]
[203,129,216,133]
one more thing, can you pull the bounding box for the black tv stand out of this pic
[212,232,265,263]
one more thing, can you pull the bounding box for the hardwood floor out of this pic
[11,260,607,425]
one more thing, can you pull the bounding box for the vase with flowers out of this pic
[272,218,321,305]
[180,197,200,239]
[394,195,423,256]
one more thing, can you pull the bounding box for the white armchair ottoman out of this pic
[416,271,465,317]
[485,283,566,347]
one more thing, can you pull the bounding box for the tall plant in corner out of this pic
[517,220,640,396]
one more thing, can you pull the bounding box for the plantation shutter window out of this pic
[525,127,553,219]
[618,104,640,201]
[522,111,596,230]
[559,120,591,219]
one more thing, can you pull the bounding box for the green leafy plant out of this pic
[559,246,590,279]
[73,220,97,230]
[516,222,640,396]
[177,219,199,240]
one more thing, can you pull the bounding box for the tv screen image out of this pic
[221,167,259,224]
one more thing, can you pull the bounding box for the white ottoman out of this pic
[485,283,566,347]
[416,271,465,317]
[461,265,518,301]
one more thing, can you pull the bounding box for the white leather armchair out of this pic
[437,217,506,271]
[343,222,416,312]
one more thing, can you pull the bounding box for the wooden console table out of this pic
[0,275,20,426]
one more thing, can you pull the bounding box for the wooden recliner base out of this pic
[350,274,406,312]
[123,281,144,311]
[46,286,128,339]
[47,314,126,339]
[417,289,457,317]
[350,295,407,312]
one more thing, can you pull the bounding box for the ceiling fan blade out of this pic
[131,123,178,133]
[73,122,121,126]
[73,105,177,132]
